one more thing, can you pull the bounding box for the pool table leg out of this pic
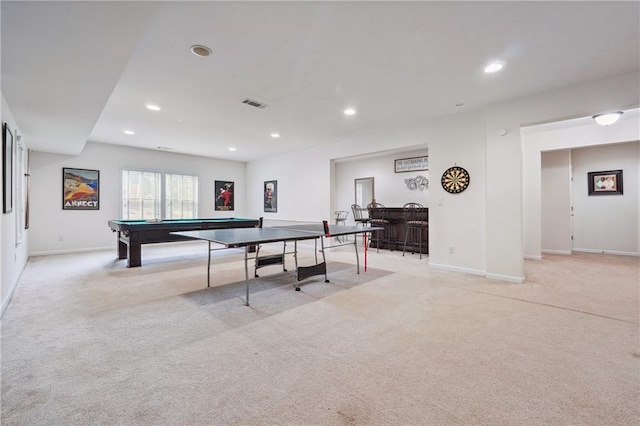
[117,233,127,260]
[127,243,142,267]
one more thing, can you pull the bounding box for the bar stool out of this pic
[367,202,391,252]
[351,204,370,246]
[402,202,429,259]
[350,204,370,228]
[334,210,349,242]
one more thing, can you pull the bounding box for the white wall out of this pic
[541,150,572,254]
[1,94,30,316]
[522,107,640,259]
[571,142,639,255]
[334,148,429,225]
[247,109,489,277]
[428,112,487,276]
[487,72,638,280]
[245,144,332,224]
[29,141,247,255]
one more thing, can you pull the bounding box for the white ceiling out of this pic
[2,1,639,162]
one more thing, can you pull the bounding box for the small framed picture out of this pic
[264,180,277,212]
[588,170,623,196]
[63,168,100,210]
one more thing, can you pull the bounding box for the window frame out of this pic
[121,169,199,220]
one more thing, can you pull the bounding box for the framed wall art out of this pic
[63,168,100,210]
[264,180,277,212]
[588,170,623,196]
[3,122,13,213]
[215,180,234,211]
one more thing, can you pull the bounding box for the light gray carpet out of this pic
[1,242,638,425]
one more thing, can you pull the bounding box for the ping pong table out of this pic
[173,221,381,305]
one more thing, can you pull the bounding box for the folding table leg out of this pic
[244,246,250,306]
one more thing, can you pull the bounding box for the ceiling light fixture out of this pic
[484,62,504,73]
[344,108,356,116]
[228,147,237,151]
[146,104,161,111]
[123,130,135,135]
[191,45,212,57]
[270,133,280,138]
[592,111,623,126]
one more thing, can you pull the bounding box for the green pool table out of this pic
[108,217,260,267]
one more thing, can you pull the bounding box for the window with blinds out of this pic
[165,173,198,219]
[121,170,198,219]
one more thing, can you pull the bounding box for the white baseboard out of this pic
[1,262,27,318]
[541,250,572,255]
[430,262,525,284]
[29,246,114,257]
[429,263,485,277]
[524,254,543,260]
[1,275,20,318]
[572,248,639,257]
[485,273,525,284]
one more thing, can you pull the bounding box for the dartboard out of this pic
[441,166,470,194]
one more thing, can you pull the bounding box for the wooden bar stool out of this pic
[402,202,429,259]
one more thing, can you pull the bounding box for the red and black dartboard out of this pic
[441,166,470,194]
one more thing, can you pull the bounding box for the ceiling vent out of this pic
[242,98,268,109]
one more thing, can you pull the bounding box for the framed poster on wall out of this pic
[264,180,277,212]
[63,168,100,210]
[215,180,234,211]
[3,123,13,213]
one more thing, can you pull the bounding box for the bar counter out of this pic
[369,207,429,253]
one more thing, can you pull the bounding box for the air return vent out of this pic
[242,98,268,109]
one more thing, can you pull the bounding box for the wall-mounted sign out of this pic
[394,156,428,173]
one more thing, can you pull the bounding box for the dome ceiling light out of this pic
[592,111,623,126]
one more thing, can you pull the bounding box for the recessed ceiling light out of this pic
[484,62,504,73]
[270,133,280,138]
[146,104,161,111]
[191,45,212,57]
[228,147,237,151]
[344,108,356,116]
[123,130,135,135]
